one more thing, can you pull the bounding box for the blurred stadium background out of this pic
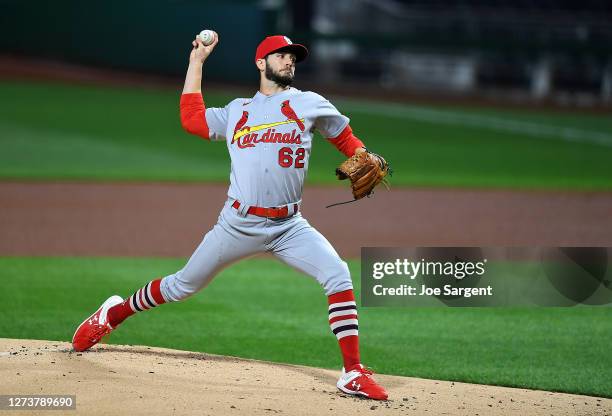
[1,0,611,108]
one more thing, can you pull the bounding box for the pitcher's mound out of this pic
[0,339,608,415]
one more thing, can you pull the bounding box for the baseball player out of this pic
[72,32,388,401]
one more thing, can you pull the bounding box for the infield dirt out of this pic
[1,181,611,257]
[1,339,610,416]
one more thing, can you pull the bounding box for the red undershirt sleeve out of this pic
[326,125,365,157]
[180,92,210,140]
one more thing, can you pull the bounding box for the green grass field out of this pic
[1,80,612,189]
[1,257,610,398]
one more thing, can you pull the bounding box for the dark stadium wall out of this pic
[0,1,270,82]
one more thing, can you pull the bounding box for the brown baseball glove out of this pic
[330,150,391,206]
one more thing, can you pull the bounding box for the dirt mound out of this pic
[1,339,609,415]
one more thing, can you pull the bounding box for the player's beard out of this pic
[265,61,294,88]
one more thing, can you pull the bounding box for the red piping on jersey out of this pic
[180,92,210,140]
[327,125,365,157]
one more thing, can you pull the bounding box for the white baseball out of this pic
[198,30,215,46]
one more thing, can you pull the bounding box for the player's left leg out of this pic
[270,216,388,400]
[72,201,267,352]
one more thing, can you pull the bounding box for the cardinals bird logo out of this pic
[234,111,249,134]
[281,100,305,132]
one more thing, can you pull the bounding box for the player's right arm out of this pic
[183,31,218,94]
[180,32,219,140]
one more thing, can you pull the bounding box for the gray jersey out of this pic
[205,88,349,207]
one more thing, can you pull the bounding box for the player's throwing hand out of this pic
[190,31,219,64]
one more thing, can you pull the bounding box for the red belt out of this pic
[232,200,298,219]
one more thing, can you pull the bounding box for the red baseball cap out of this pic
[255,35,308,63]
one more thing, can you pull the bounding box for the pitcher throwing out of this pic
[72,32,388,401]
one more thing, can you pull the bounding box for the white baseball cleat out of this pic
[337,364,388,400]
[72,295,123,352]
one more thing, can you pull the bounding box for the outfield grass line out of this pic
[338,100,612,147]
[2,81,612,188]
[0,121,208,164]
[0,121,230,179]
